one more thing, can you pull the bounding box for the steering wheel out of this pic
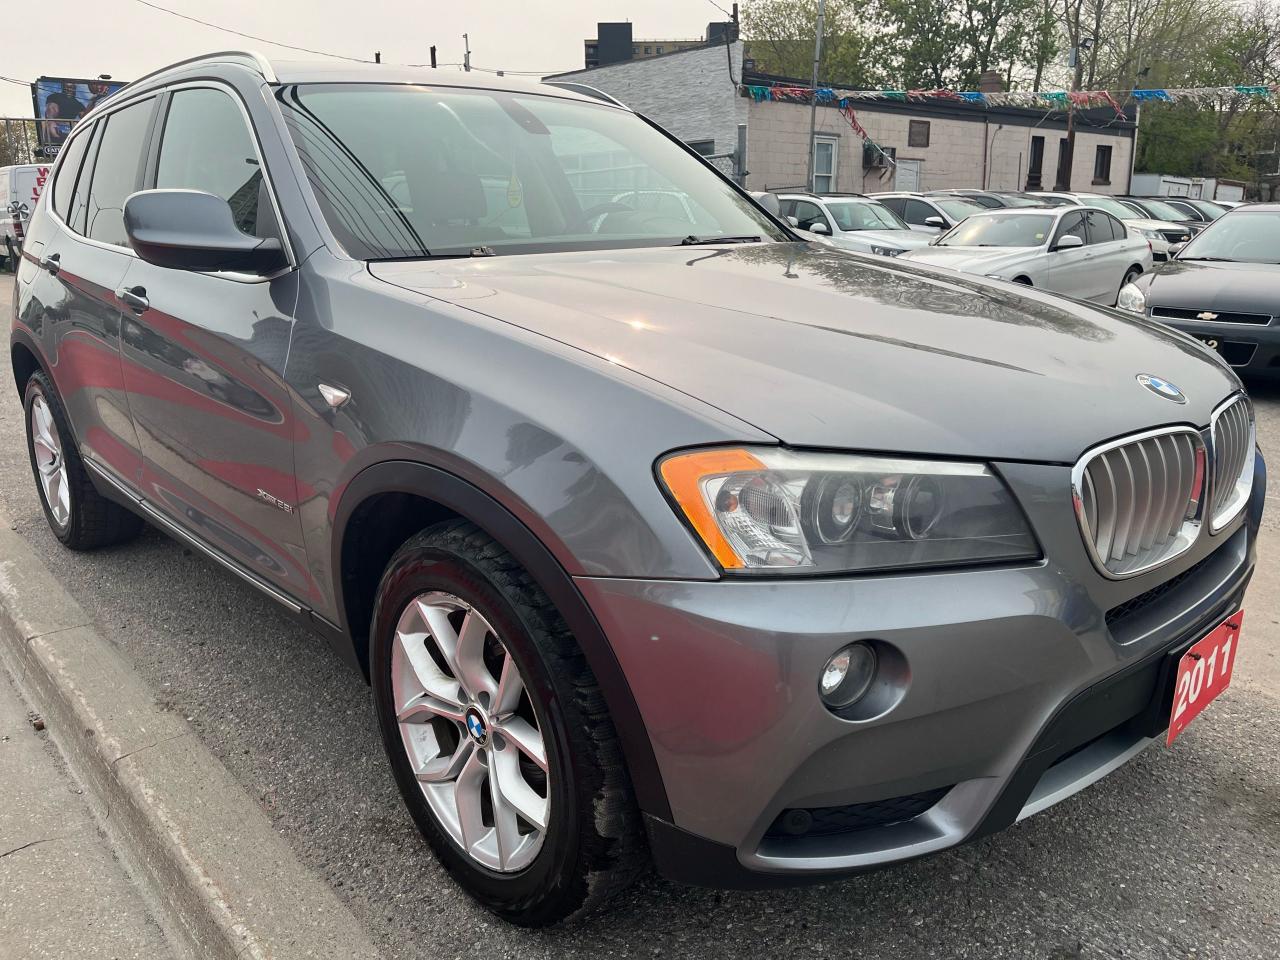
[565,201,635,234]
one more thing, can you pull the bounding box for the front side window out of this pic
[84,98,154,246]
[1081,196,1138,221]
[52,126,92,221]
[1055,211,1087,245]
[932,198,983,222]
[157,87,279,240]
[903,198,935,225]
[937,214,1055,247]
[791,200,826,231]
[276,84,784,259]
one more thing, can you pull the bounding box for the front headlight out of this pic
[1137,228,1162,240]
[870,245,904,257]
[1117,282,1146,314]
[658,447,1038,574]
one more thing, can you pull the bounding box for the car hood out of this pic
[833,229,932,252]
[1144,258,1280,314]
[897,245,1039,274]
[1127,217,1189,234]
[370,243,1237,461]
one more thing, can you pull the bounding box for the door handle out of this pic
[39,252,60,275]
[116,285,149,313]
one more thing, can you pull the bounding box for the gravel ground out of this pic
[2,280,1278,959]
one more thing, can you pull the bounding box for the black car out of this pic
[1118,203,1280,376]
[1157,197,1228,225]
[1120,196,1206,233]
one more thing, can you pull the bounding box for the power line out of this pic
[129,0,375,63]
[0,75,31,87]
[704,0,734,18]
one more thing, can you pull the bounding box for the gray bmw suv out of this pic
[9,52,1265,925]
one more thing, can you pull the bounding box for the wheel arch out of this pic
[10,330,44,399]
[331,458,672,821]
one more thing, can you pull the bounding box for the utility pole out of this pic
[1057,40,1089,191]
[374,51,381,63]
[804,0,827,192]
[430,45,437,69]
[463,33,471,71]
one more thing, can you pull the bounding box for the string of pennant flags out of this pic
[742,82,1280,168]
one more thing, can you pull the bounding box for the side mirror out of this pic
[1168,242,1185,257]
[786,215,799,227]
[924,216,946,228]
[123,189,287,274]
[1054,234,1085,251]
[809,221,831,235]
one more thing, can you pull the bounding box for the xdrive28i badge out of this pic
[1136,374,1187,404]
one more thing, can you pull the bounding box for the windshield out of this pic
[937,213,1055,247]
[935,198,985,220]
[1176,211,1280,264]
[1134,198,1189,222]
[825,200,909,232]
[276,83,785,259]
[1001,194,1047,207]
[1080,196,1139,220]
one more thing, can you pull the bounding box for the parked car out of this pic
[898,206,1151,303]
[1031,192,1193,260]
[927,189,1046,209]
[1117,196,1205,234]
[1152,197,1226,225]
[870,191,985,233]
[11,52,1264,926]
[1118,203,1280,377]
[776,193,931,256]
[0,163,50,269]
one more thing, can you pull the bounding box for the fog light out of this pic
[819,642,877,708]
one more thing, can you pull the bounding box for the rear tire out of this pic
[370,519,645,925]
[23,371,143,550]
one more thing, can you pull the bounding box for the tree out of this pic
[741,0,885,88]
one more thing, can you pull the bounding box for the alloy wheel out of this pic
[30,394,70,527]
[391,591,550,873]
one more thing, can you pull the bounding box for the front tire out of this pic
[1118,266,1142,305]
[370,520,645,925]
[23,371,143,549]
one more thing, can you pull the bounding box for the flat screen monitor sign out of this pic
[30,76,128,156]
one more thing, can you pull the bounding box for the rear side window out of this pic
[52,127,92,221]
[84,98,154,246]
[156,88,279,240]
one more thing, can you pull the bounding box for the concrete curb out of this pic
[0,514,381,960]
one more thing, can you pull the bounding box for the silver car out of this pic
[900,206,1153,304]
[9,52,1264,926]
[776,193,931,256]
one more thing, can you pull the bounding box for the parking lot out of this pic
[1,279,1278,959]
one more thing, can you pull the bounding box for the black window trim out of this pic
[144,79,296,282]
[50,119,94,224]
[47,92,161,253]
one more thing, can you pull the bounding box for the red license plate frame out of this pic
[1167,610,1243,745]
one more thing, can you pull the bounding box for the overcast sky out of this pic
[1,0,728,116]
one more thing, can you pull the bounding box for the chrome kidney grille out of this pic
[1074,428,1206,578]
[1209,395,1255,532]
[1074,395,1255,578]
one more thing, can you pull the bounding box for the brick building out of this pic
[548,41,1138,195]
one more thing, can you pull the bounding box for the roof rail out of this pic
[544,81,629,109]
[112,50,276,99]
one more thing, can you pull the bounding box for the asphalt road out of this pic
[2,278,1279,959]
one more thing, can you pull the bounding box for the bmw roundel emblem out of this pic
[465,709,488,745]
[1136,374,1186,404]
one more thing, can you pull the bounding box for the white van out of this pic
[1,163,51,268]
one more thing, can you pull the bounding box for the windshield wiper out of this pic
[1177,256,1233,262]
[680,234,761,245]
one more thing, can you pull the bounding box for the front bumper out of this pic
[576,456,1264,887]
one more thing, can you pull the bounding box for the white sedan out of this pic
[898,206,1154,305]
